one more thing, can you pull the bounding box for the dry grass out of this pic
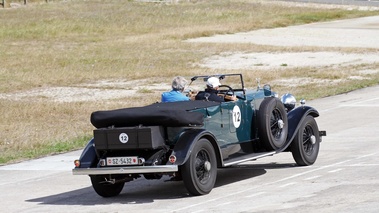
[1,0,379,164]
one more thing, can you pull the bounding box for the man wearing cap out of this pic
[195,77,236,102]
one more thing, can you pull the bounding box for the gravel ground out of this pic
[187,15,379,48]
[190,14,379,87]
[1,6,379,102]
[196,52,379,70]
[0,79,171,103]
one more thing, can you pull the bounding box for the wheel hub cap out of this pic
[204,161,211,172]
[278,119,284,129]
[310,135,316,144]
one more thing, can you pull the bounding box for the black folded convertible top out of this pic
[90,100,220,128]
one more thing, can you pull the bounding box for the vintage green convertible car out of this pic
[72,74,326,197]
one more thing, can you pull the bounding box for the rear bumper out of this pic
[72,165,178,175]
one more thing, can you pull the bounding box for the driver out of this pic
[195,77,236,102]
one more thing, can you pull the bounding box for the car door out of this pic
[220,100,240,145]
[221,99,254,144]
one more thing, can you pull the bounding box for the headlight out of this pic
[263,84,271,96]
[281,93,296,112]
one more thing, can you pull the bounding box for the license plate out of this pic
[107,156,138,166]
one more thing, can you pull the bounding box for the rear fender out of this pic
[284,106,320,150]
[77,138,98,168]
[169,129,222,167]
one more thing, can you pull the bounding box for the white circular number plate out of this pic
[119,133,129,143]
[232,105,241,128]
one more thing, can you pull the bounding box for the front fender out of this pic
[169,129,221,167]
[282,106,320,151]
[77,138,98,168]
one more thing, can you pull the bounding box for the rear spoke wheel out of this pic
[181,138,217,196]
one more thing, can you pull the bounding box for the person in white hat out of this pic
[195,77,236,102]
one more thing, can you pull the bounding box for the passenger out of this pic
[195,77,236,102]
[161,76,191,102]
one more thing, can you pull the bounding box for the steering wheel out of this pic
[219,85,235,99]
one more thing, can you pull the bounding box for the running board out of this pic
[222,151,276,167]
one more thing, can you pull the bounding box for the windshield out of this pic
[185,74,244,94]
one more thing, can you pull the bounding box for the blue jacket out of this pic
[161,90,190,103]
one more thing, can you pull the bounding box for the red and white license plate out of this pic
[107,156,138,166]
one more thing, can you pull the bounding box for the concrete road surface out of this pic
[1,14,379,213]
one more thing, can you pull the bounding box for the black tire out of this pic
[181,138,217,196]
[90,175,125,197]
[291,115,320,166]
[258,97,288,151]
